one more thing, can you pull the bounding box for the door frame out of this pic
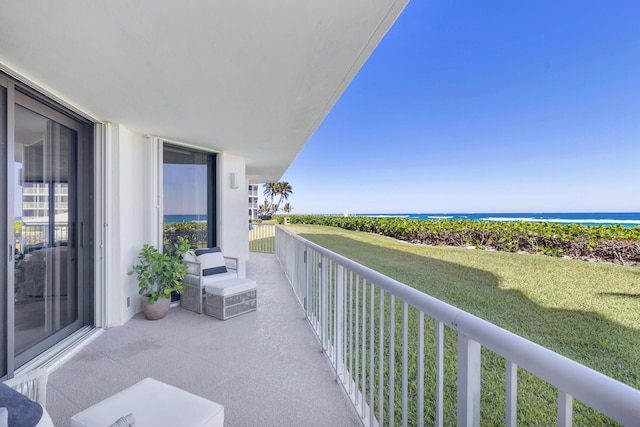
[2,76,95,376]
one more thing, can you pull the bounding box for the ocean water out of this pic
[168,213,640,226]
[357,212,640,227]
[164,214,207,224]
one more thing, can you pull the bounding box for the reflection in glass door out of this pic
[12,103,78,363]
[162,144,217,249]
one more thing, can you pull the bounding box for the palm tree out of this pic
[257,200,274,216]
[282,202,293,214]
[274,182,293,210]
[262,181,292,213]
[262,183,279,204]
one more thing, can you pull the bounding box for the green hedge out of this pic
[278,215,640,265]
[163,221,208,248]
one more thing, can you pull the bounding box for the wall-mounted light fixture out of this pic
[229,172,239,189]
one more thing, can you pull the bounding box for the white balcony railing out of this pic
[275,225,640,426]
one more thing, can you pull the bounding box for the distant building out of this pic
[248,184,259,220]
[22,182,69,219]
[20,182,69,248]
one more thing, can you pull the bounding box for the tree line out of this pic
[279,215,640,265]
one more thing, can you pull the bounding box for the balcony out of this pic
[43,225,640,426]
[45,251,361,426]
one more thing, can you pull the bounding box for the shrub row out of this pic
[163,221,208,248]
[278,215,640,265]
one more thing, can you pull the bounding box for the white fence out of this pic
[275,225,640,426]
[249,223,275,253]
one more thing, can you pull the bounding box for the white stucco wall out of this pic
[217,153,249,277]
[105,123,147,326]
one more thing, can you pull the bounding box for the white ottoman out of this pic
[70,378,224,427]
[205,278,257,320]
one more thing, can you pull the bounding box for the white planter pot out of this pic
[141,295,171,320]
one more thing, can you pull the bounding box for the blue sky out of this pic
[274,1,640,215]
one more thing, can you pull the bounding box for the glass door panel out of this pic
[13,104,77,358]
[163,145,215,249]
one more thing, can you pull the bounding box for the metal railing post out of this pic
[506,360,518,427]
[336,264,345,380]
[558,391,573,427]
[458,334,481,427]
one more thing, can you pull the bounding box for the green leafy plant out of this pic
[279,215,640,265]
[128,237,192,304]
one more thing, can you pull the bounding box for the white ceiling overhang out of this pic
[0,0,408,182]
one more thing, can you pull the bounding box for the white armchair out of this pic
[181,247,238,314]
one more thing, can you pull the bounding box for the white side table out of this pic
[70,378,224,427]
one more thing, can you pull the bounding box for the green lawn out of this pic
[286,224,640,425]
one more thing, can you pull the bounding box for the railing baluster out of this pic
[316,251,320,330]
[418,311,424,427]
[506,360,517,427]
[436,321,444,427]
[361,279,367,419]
[336,264,344,379]
[402,302,409,427]
[324,256,329,351]
[355,276,360,415]
[269,224,274,252]
[458,334,481,427]
[313,251,319,331]
[326,259,330,352]
[378,288,385,425]
[320,254,325,347]
[558,391,573,427]
[342,266,348,384]
[349,271,354,396]
[308,249,313,325]
[389,295,396,427]
[308,250,313,323]
[369,282,375,425]
[312,251,316,327]
[328,259,333,354]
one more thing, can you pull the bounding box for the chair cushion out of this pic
[182,252,197,263]
[0,382,43,427]
[195,248,228,276]
[201,272,238,286]
[205,278,257,296]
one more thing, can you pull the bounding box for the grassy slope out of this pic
[287,224,640,423]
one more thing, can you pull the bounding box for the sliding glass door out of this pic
[2,77,93,377]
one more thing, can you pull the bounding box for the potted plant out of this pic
[129,237,192,320]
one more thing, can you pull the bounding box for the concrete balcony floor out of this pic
[46,252,362,426]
